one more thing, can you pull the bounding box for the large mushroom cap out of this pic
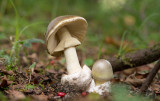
[45,15,88,56]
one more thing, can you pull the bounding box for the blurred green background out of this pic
[0,1,159,100]
[0,0,160,54]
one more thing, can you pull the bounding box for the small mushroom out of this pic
[45,15,92,89]
[88,59,113,95]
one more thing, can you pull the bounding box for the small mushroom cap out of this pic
[45,15,88,56]
[92,59,113,82]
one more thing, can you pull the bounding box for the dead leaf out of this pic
[114,72,126,82]
[151,84,160,94]
[7,90,26,100]
[11,84,24,90]
[31,94,48,101]
[105,37,120,48]
[0,76,14,89]
[135,72,148,79]
[47,69,56,74]
[125,72,145,86]
[0,79,8,88]
[105,36,128,48]
[111,78,121,83]
[33,77,39,84]
[136,65,151,73]
[28,53,38,62]
[22,56,28,64]
[32,43,41,51]
[123,68,136,75]
[0,69,13,75]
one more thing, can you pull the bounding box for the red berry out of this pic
[57,92,66,97]
[81,92,87,96]
[50,60,55,65]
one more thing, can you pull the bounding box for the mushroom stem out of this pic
[64,47,81,74]
[58,27,82,74]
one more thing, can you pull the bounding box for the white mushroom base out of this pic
[61,65,92,89]
[87,80,111,95]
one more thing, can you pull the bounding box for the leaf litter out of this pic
[0,40,160,101]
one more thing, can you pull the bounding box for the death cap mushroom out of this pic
[92,59,113,85]
[45,15,88,56]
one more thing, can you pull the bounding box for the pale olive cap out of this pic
[45,15,88,56]
[92,59,113,82]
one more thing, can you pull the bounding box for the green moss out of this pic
[121,55,134,67]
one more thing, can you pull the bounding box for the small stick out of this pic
[140,59,160,93]
[109,43,160,72]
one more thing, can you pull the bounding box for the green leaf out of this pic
[25,84,36,90]
[84,58,94,67]
[29,62,36,69]
[23,38,44,48]
[118,31,128,57]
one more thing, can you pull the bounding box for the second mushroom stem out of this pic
[58,27,82,75]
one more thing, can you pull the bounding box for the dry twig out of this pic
[140,59,160,93]
[108,43,160,72]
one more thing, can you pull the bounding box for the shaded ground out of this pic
[0,40,160,101]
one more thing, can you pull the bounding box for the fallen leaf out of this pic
[0,69,13,75]
[31,94,48,101]
[32,43,41,51]
[151,84,160,94]
[135,72,148,79]
[105,36,128,48]
[105,37,120,48]
[125,72,145,86]
[136,65,151,74]
[28,53,38,62]
[0,79,8,88]
[123,68,136,75]
[7,90,25,100]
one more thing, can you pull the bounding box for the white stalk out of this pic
[58,27,82,74]
[64,47,81,74]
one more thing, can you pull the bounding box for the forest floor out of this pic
[0,40,160,101]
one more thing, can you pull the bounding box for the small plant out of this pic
[6,64,17,71]
[28,62,36,83]
[9,0,20,60]
[38,80,45,90]
[7,0,45,68]
[117,31,128,57]
[0,50,11,65]
[7,75,15,81]
[97,39,105,59]
[111,84,151,101]
[25,84,36,90]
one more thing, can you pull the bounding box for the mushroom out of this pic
[45,15,92,89]
[88,59,113,95]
